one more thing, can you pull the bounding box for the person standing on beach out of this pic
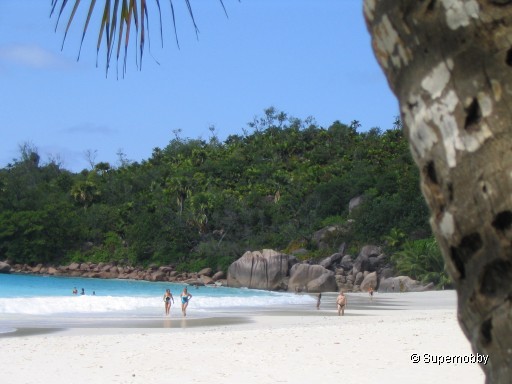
[369,287,374,300]
[336,291,347,316]
[316,293,322,310]
[180,287,192,317]
[163,289,174,316]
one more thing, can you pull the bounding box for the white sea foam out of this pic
[0,293,315,316]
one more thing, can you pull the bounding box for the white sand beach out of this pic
[0,291,485,384]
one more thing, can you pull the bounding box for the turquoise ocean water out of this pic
[0,274,315,326]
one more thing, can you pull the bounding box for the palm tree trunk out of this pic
[365,1,512,382]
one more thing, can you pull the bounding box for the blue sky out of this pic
[0,0,398,172]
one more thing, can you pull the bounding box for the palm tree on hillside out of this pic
[391,238,451,288]
[50,1,512,381]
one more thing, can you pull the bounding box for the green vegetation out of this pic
[0,108,434,274]
[391,237,451,288]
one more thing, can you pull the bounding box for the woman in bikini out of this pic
[180,287,192,317]
[163,288,174,316]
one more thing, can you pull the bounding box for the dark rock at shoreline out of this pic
[197,267,213,277]
[360,271,377,291]
[379,276,434,292]
[339,255,354,271]
[150,270,167,282]
[211,271,225,281]
[318,252,343,270]
[352,245,381,275]
[288,264,337,293]
[68,262,81,271]
[200,275,214,285]
[9,261,226,288]
[227,249,289,290]
[0,261,11,274]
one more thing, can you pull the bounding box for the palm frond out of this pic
[78,0,97,60]
[51,0,237,77]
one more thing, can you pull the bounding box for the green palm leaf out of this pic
[51,0,235,77]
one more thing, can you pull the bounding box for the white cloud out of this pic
[0,44,72,69]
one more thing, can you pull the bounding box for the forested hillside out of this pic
[0,109,431,273]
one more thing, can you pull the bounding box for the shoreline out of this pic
[1,291,459,334]
[0,291,485,384]
[1,291,455,334]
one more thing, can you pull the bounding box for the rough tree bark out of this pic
[364,0,512,382]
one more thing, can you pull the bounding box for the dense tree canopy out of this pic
[0,109,430,272]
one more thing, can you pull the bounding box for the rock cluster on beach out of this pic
[1,244,433,293]
[227,246,434,293]
[4,261,226,287]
